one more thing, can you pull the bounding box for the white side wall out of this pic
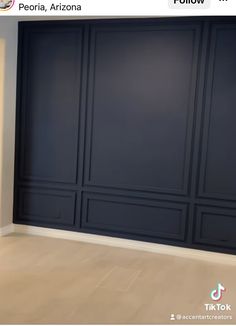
[0,17,18,227]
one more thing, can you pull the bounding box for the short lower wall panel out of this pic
[194,205,236,250]
[81,192,188,242]
[15,187,77,228]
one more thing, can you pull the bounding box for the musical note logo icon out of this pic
[210,283,225,301]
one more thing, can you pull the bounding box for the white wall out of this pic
[0,17,18,227]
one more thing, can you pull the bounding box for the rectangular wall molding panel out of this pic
[14,18,236,255]
[82,193,188,241]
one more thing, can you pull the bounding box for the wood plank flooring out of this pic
[0,233,235,324]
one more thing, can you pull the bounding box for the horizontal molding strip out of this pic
[0,223,233,265]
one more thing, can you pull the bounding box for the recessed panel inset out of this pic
[18,188,76,226]
[85,23,201,194]
[199,24,236,200]
[82,193,187,241]
[21,27,83,183]
[195,206,236,249]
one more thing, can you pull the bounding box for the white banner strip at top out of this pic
[0,0,235,16]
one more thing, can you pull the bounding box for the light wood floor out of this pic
[0,233,235,324]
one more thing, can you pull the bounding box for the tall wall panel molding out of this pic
[84,22,201,196]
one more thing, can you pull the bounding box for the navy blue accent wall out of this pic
[14,18,236,254]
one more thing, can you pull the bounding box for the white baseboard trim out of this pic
[13,223,236,265]
[0,223,14,236]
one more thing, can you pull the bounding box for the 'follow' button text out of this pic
[168,0,211,9]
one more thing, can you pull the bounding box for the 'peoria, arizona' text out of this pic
[19,3,82,12]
